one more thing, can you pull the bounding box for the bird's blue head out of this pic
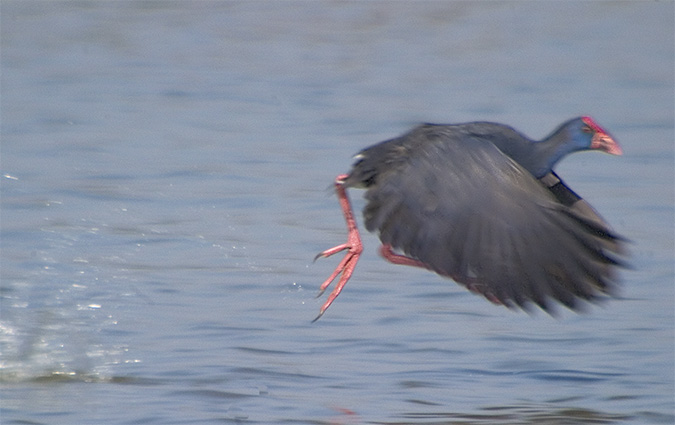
[531,116,622,178]
[567,116,622,155]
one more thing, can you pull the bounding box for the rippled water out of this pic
[1,2,673,424]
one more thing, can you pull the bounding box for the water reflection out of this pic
[380,405,633,425]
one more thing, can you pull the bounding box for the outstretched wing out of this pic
[362,136,624,312]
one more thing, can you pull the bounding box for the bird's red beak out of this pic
[591,131,622,155]
[582,116,623,155]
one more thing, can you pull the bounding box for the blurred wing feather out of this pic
[362,136,622,312]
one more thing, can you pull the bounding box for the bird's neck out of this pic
[529,127,584,178]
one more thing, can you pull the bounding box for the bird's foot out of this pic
[313,232,363,322]
[313,174,362,321]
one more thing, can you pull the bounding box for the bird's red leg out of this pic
[380,244,502,305]
[378,244,429,269]
[313,174,363,321]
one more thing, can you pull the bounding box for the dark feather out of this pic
[349,127,624,312]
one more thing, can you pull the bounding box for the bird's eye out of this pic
[581,125,592,133]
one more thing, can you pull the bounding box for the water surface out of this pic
[1,2,673,424]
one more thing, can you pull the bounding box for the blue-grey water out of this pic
[1,2,673,424]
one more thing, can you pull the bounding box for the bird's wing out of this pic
[362,136,624,312]
[540,171,628,257]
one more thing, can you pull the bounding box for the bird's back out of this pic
[343,122,533,189]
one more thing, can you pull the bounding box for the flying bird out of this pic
[314,116,626,321]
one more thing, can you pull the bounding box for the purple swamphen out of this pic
[314,116,626,320]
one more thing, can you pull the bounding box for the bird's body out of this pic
[314,117,625,320]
